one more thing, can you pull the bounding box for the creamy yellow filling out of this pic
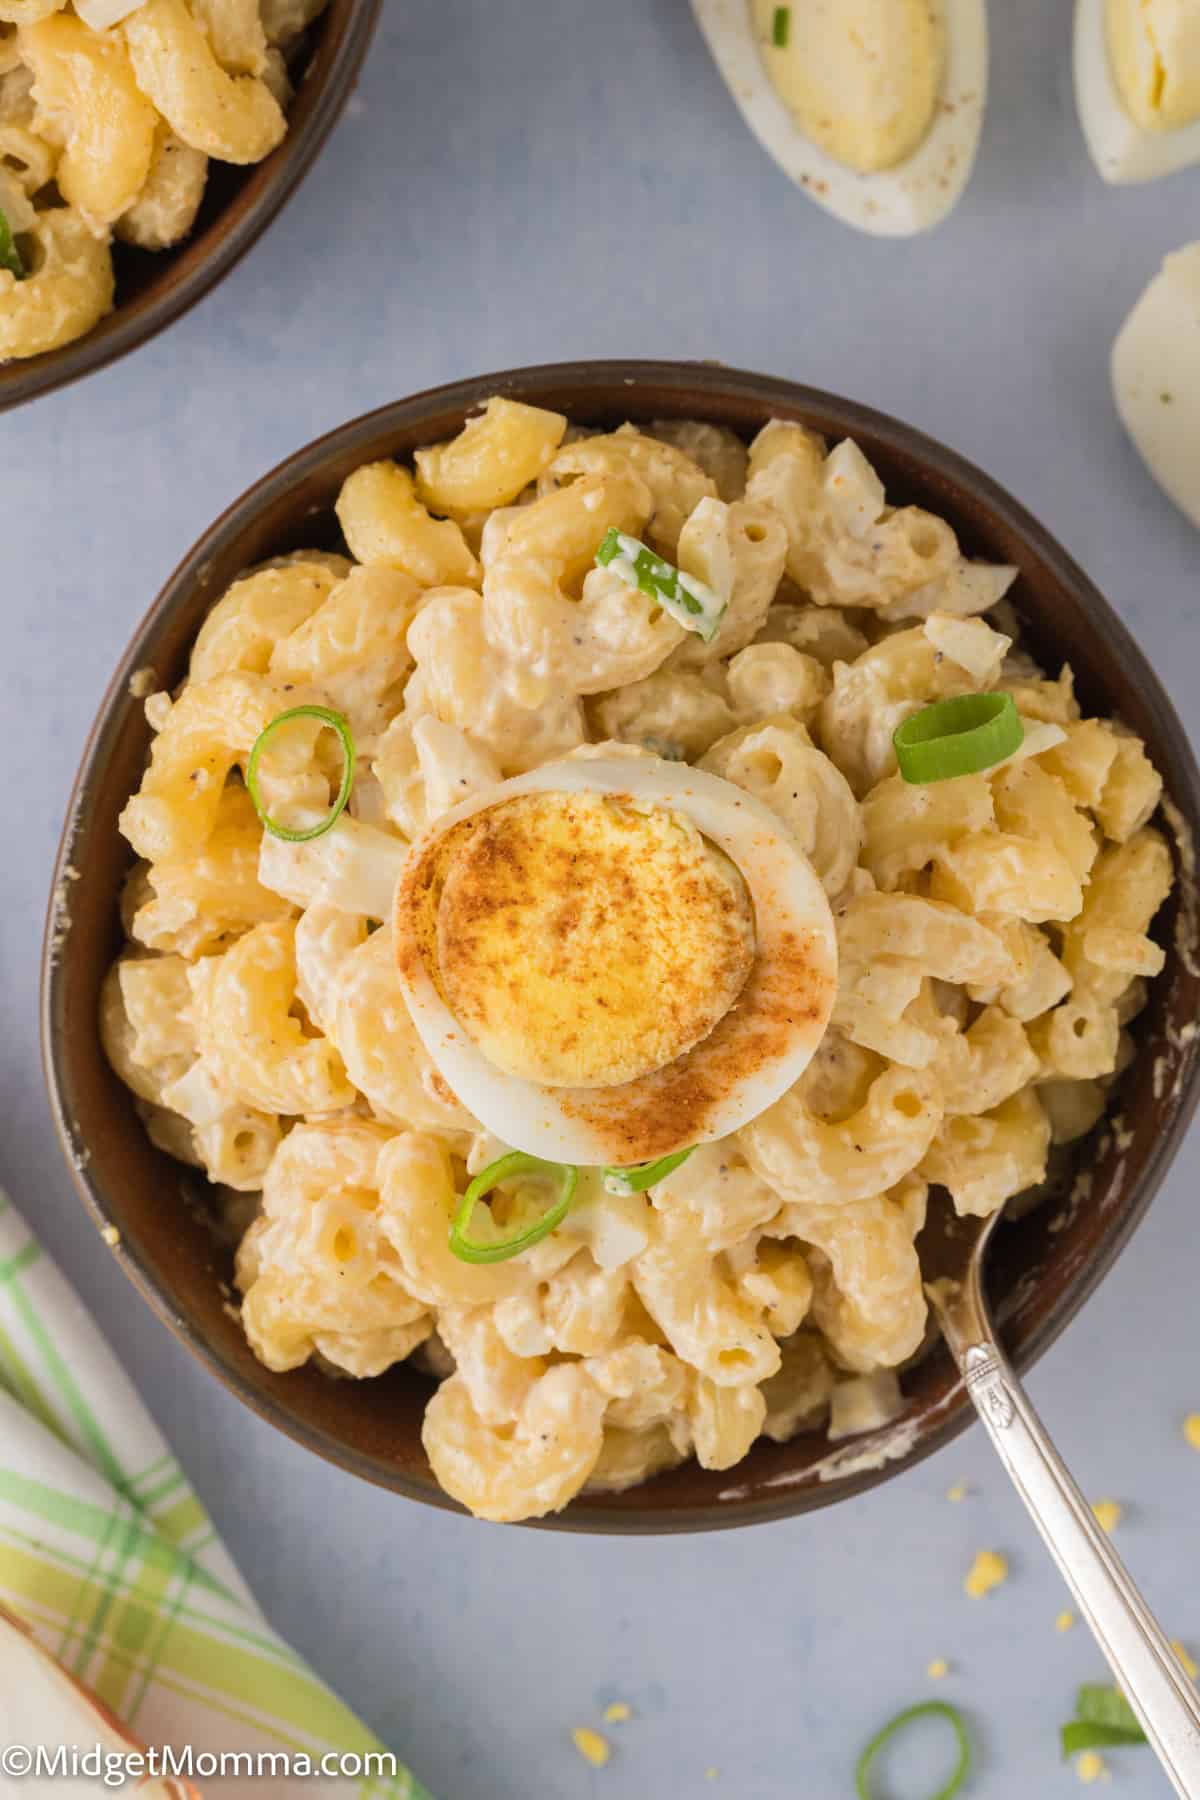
[752,0,945,173]
[1107,0,1200,132]
[430,791,756,1088]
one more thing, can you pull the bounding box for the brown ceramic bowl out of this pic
[0,0,379,414]
[41,362,1200,1530]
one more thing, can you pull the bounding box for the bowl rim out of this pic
[40,359,1200,1532]
[0,0,381,416]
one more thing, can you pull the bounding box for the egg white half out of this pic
[393,757,838,1166]
[690,0,988,237]
[1112,242,1200,529]
[1075,0,1200,184]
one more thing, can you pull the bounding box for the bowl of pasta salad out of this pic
[43,362,1200,1529]
[0,0,379,411]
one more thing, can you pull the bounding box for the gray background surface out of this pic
[3,1,1199,1794]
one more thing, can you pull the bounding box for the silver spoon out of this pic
[920,1189,1200,1794]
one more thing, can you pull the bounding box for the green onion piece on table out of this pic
[603,1148,695,1196]
[1060,1684,1147,1756]
[855,1701,971,1800]
[1061,1720,1146,1757]
[449,1153,578,1265]
[772,6,790,47]
[1075,1685,1145,1735]
[595,527,727,643]
[0,208,24,281]
[246,705,355,843]
[893,692,1023,784]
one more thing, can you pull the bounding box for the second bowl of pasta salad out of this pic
[0,0,379,411]
[43,363,1200,1528]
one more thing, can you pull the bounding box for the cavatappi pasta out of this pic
[0,0,327,362]
[103,398,1175,1522]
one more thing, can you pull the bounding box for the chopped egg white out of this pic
[1075,0,1200,183]
[828,1370,905,1440]
[692,0,988,235]
[1111,244,1200,530]
[72,0,146,26]
[260,815,409,920]
[0,168,34,239]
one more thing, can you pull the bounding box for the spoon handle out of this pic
[932,1278,1200,1795]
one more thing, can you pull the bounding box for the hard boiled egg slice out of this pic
[1075,0,1200,183]
[393,757,837,1167]
[1112,242,1200,529]
[691,0,987,237]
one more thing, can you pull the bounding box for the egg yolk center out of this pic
[420,790,757,1088]
[755,0,945,174]
[1106,0,1200,132]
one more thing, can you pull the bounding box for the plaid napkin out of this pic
[0,1190,432,1798]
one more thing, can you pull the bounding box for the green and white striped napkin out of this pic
[0,1190,432,1798]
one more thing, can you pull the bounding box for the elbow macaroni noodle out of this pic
[103,403,1177,1522]
[0,0,327,361]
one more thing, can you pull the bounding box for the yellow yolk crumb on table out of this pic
[571,1727,611,1769]
[1076,1749,1107,1784]
[946,1481,969,1502]
[1184,1413,1200,1451]
[964,1550,1008,1598]
[432,791,755,1087]
[927,1658,949,1680]
[1057,1610,1076,1633]
[1173,1640,1199,1680]
[603,1702,632,1724]
[1092,1499,1122,1535]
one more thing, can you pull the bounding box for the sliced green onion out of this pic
[0,208,24,281]
[246,705,355,843]
[603,1148,695,1196]
[1059,1685,1146,1757]
[771,5,790,47]
[1075,1685,1144,1735]
[893,692,1023,785]
[595,527,727,643]
[450,1152,578,1265]
[855,1702,970,1800]
[1061,1720,1145,1757]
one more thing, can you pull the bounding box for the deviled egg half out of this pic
[1075,0,1200,183]
[393,756,839,1167]
[691,0,988,236]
